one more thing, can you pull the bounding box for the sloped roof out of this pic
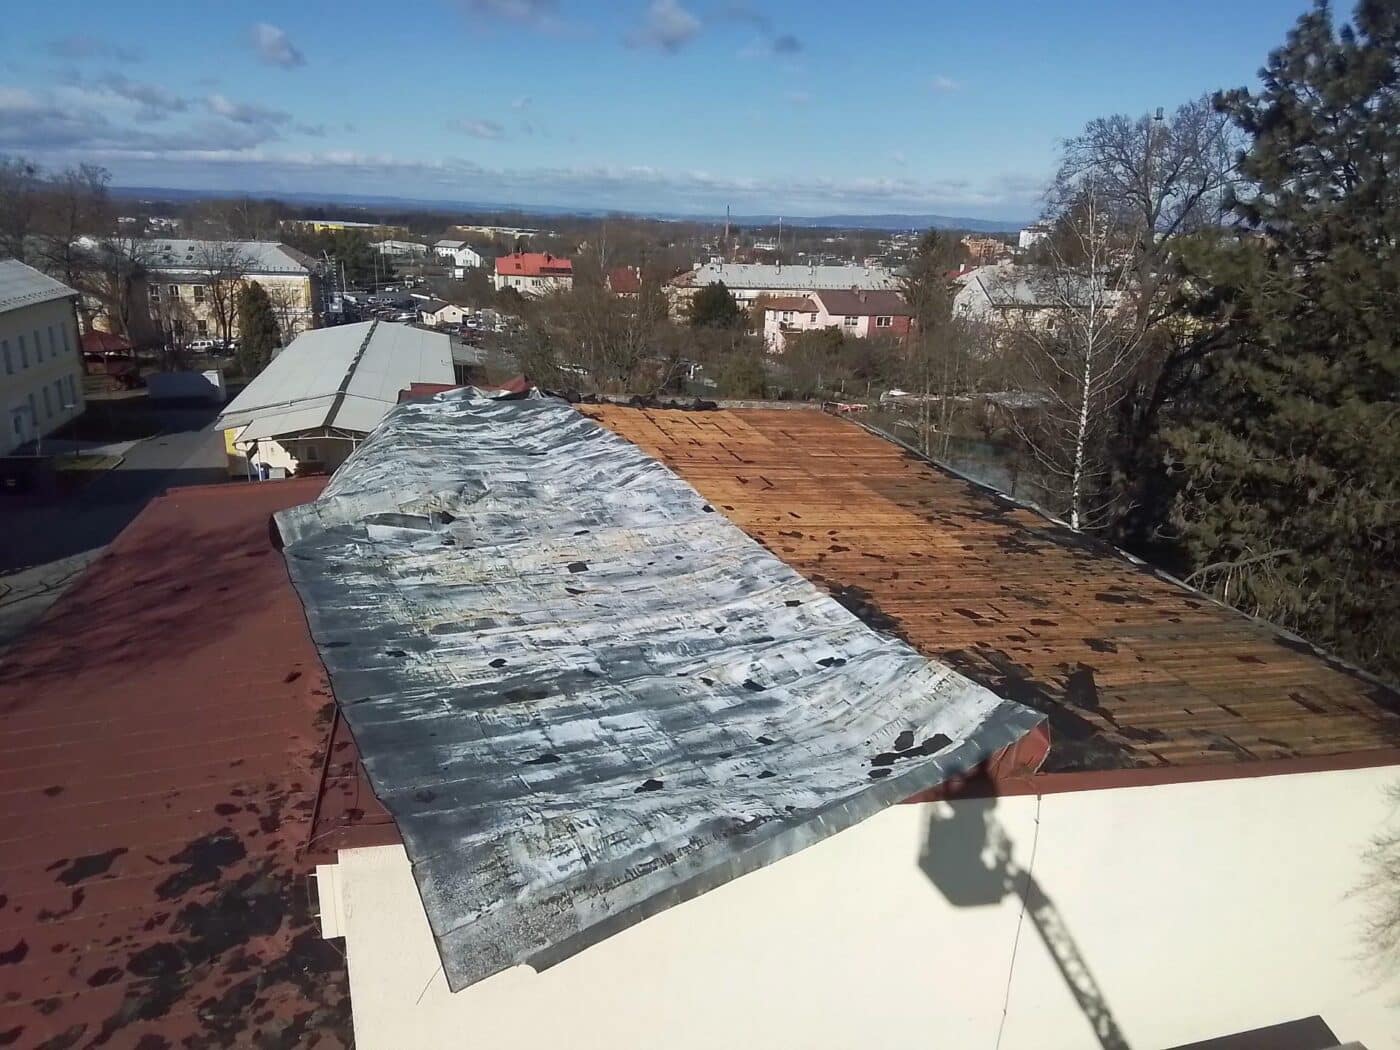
[434,239,467,249]
[274,391,1043,992]
[0,258,77,314]
[959,263,1102,309]
[584,405,1400,775]
[757,295,818,312]
[217,320,453,439]
[814,288,913,317]
[142,238,317,276]
[677,262,898,292]
[495,251,573,277]
[0,479,395,1048]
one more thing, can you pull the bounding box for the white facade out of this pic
[0,263,85,456]
[761,293,909,351]
[421,303,469,328]
[673,262,899,313]
[447,246,483,269]
[1018,224,1051,250]
[320,764,1400,1049]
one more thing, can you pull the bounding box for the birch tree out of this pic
[1011,191,1142,531]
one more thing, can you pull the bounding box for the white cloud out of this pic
[450,118,506,140]
[511,95,532,110]
[627,0,702,53]
[206,94,292,127]
[250,23,306,69]
[892,151,908,167]
[462,0,562,31]
[97,75,188,118]
[930,75,961,93]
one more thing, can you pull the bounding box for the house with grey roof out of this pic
[669,260,899,317]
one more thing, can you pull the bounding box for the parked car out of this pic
[186,338,218,353]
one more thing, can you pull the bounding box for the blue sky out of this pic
[0,0,1307,221]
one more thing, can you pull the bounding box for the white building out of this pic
[759,289,915,351]
[669,261,898,315]
[415,299,469,328]
[952,263,1111,330]
[434,240,484,269]
[1018,224,1052,250]
[0,260,84,455]
[375,240,429,258]
[216,320,451,477]
[493,253,573,296]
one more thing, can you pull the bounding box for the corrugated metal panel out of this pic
[275,391,1043,992]
[0,259,77,314]
[217,321,452,438]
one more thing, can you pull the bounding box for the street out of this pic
[0,406,228,650]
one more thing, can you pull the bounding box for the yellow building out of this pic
[282,218,410,240]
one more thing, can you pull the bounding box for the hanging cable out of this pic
[995,792,1043,1050]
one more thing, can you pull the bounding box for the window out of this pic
[62,324,71,353]
[54,380,64,411]
[875,315,892,328]
[2,339,9,375]
[18,334,28,368]
[196,319,209,337]
[168,284,180,299]
[27,393,36,430]
[149,284,161,302]
[193,285,206,303]
[303,444,319,461]
[843,314,858,327]
[781,311,793,323]
[33,329,43,362]
[48,325,56,356]
[42,385,52,418]
[66,375,77,404]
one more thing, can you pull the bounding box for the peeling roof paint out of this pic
[275,391,1043,992]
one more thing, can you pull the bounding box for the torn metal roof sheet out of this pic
[274,390,1044,992]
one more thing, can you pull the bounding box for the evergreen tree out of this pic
[236,280,282,378]
[688,281,744,329]
[1165,0,1400,678]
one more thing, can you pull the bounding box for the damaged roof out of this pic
[274,391,1044,992]
[583,405,1400,775]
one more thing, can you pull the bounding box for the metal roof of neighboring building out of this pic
[757,295,819,312]
[583,405,1400,777]
[0,478,395,1049]
[217,320,454,439]
[675,262,899,292]
[142,238,317,275]
[0,258,77,314]
[273,391,1044,993]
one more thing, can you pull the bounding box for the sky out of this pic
[0,0,1308,222]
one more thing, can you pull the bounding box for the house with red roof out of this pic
[493,252,574,297]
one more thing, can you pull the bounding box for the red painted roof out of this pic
[495,252,573,278]
[813,289,914,317]
[81,330,134,354]
[606,266,641,294]
[0,478,396,1048]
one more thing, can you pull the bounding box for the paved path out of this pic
[0,407,229,649]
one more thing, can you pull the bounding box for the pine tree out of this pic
[236,280,282,378]
[688,281,744,329]
[1165,0,1400,678]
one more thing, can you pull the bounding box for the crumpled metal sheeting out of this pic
[276,391,1044,992]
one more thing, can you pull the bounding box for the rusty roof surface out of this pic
[0,478,394,1049]
[582,405,1400,774]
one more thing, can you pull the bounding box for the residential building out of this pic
[1018,223,1052,250]
[216,319,451,477]
[5,397,1397,1049]
[282,218,411,239]
[961,235,1013,264]
[606,266,641,297]
[433,240,485,270]
[952,262,1109,329]
[452,223,541,240]
[759,288,915,351]
[493,252,573,296]
[374,239,429,257]
[668,261,898,316]
[86,238,323,349]
[416,298,469,327]
[0,260,84,455]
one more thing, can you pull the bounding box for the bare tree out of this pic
[191,241,252,349]
[0,154,42,261]
[91,235,155,340]
[264,281,308,344]
[33,164,113,319]
[1010,192,1143,531]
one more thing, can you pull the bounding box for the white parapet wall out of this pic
[321,765,1400,1049]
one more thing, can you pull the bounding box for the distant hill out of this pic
[110,186,1028,233]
